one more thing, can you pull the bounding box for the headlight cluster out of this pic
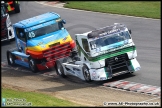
[135,67,140,71]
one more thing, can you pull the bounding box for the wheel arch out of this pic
[83,63,91,70]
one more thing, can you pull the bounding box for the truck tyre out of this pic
[82,65,91,82]
[29,57,38,73]
[14,2,20,13]
[55,60,66,78]
[7,51,16,66]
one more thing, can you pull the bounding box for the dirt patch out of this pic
[2,69,161,107]
[2,83,92,106]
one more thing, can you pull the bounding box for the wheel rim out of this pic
[29,59,35,71]
[57,63,63,75]
[83,68,90,80]
[9,53,13,64]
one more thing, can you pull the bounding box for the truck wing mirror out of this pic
[129,29,132,34]
[62,19,66,24]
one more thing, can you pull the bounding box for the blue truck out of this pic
[7,12,76,72]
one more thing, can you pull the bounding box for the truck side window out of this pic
[82,39,90,52]
[16,28,26,42]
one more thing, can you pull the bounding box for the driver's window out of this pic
[82,39,90,52]
[16,28,26,42]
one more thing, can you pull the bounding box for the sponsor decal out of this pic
[62,37,67,41]
[40,45,46,48]
[25,20,54,31]
[73,68,81,76]
[92,76,98,79]
[99,29,120,37]
[100,77,107,80]
[70,70,75,74]
[73,68,80,71]
[92,71,96,76]
[37,42,43,46]
[92,71,99,79]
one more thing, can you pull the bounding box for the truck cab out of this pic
[56,23,141,82]
[7,12,75,72]
[75,23,140,81]
[1,1,15,41]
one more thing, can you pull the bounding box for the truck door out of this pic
[15,27,27,53]
[81,38,90,61]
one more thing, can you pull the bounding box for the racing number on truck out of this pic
[28,32,35,38]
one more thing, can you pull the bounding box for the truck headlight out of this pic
[135,67,141,71]
[6,15,11,28]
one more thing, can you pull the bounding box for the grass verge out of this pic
[64,1,160,19]
[2,87,82,107]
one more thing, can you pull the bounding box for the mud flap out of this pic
[128,58,141,72]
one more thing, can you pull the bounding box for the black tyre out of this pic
[7,51,16,66]
[55,60,66,78]
[14,2,20,13]
[82,64,91,82]
[10,38,15,42]
[28,57,38,73]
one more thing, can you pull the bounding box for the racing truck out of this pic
[1,1,15,41]
[55,23,141,82]
[4,1,20,13]
[6,12,76,72]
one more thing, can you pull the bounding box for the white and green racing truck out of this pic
[55,23,141,82]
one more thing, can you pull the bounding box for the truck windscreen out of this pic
[26,22,63,40]
[90,31,131,50]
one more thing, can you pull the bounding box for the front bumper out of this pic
[36,60,56,70]
[89,58,141,81]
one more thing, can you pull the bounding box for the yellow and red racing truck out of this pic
[7,12,76,72]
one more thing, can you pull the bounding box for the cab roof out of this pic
[75,23,128,39]
[14,12,60,28]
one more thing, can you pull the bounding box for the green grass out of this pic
[64,1,160,19]
[2,87,82,107]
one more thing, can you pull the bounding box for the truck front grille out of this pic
[1,17,8,40]
[105,53,129,74]
[43,42,71,61]
[1,30,8,40]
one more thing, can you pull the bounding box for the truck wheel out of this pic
[14,2,20,13]
[82,65,91,82]
[29,57,38,73]
[7,51,15,66]
[55,60,66,78]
